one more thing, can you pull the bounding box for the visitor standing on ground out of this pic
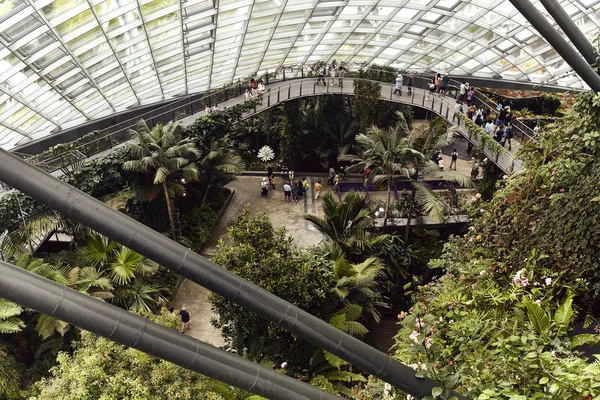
[450,149,458,170]
[471,162,480,179]
[314,180,322,200]
[435,73,442,96]
[289,169,294,181]
[267,165,273,178]
[407,73,414,95]
[283,182,292,202]
[180,307,191,333]
[466,141,473,156]
[338,67,344,87]
[328,166,335,185]
[204,104,211,115]
[438,157,444,171]
[261,178,268,196]
[394,72,403,95]
[302,177,309,193]
[440,73,449,96]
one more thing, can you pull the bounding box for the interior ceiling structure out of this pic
[0,0,598,150]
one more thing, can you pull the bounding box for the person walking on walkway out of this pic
[338,67,344,87]
[317,65,327,85]
[459,82,467,102]
[435,73,442,96]
[180,306,191,333]
[450,149,458,170]
[440,73,449,96]
[394,72,403,95]
[503,122,514,150]
[407,73,414,95]
[330,60,337,86]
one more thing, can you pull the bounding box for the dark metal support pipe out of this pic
[0,261,336,400]
[538,0,597,66]
[0,149,461,400]
[509,0,600,91]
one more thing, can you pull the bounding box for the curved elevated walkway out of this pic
[180,77,523,174]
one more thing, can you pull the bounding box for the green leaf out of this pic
[539,376,549,384]
[553,297,573,336]
[523,297,551,336]
[570,333,600,348]
[432,386,443,398]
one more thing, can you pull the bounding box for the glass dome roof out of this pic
[0,0,598,149]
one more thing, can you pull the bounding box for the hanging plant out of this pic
[257,146,275,162]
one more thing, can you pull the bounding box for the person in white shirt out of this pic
[243,89,253,101]
[438,157,444,171]
[258,82,265,94]
[204,104,211,114]
[283,182,292,202]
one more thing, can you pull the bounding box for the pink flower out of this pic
[425,337,433,349]
[521,278,529,287]
[560,188,565,193]
[480,209,485,213]
[409,330,419,344]
[449,360,455,366]
[512,277,521,284]
[430,325,435,334]
[475,193,482,199]
[416,318,425,329]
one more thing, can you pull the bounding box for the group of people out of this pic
[262,166,309,202]
[315,61,345,87]
[455,100,515,150]
[244,78,266,101]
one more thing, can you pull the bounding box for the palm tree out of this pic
[331,256,387,323]
[395,117,474,242]
[79,232,159,312]
[340,113,412,228]
[198,140,245,204]
[123,120,201,240]
[304,191,390,261]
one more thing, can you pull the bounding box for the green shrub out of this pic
[181,205,217,253]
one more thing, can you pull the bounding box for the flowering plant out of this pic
[257,145,275,162]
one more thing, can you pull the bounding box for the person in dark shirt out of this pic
[180,306,191,333]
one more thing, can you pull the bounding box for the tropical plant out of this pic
[304,191,390,261]
[123,120,201,239]
[79,232,160,313]
[330,257,388,323]
[198,141,244,204]
[340,113,411,228]
[29,310,253,400]
[209,206,335,364]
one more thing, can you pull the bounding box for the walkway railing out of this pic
[20,76,522,175]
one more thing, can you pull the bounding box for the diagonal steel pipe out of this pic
[0,148,463,399]
[538,0,598,67]
[0,260,336,400]
[508,0,600,92]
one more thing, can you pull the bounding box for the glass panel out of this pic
[0,0,24,19]
[141,0,178,16]
[41,0,86,20]
[2,14,42,41]
[55,10,95,36]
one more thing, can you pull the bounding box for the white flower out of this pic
[480,270,486,275]
[503,174,509,180]
[535,299,542,305]
[480,208,485,213]
[545,277,552,286]
[257,145,275,162]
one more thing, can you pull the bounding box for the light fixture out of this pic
[181,178,186,183]
[182,192,187,197]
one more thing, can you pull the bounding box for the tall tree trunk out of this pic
[163,181,176,240]
[383,173,392,228]
[404,187,417,243]
[201,183,212,205]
